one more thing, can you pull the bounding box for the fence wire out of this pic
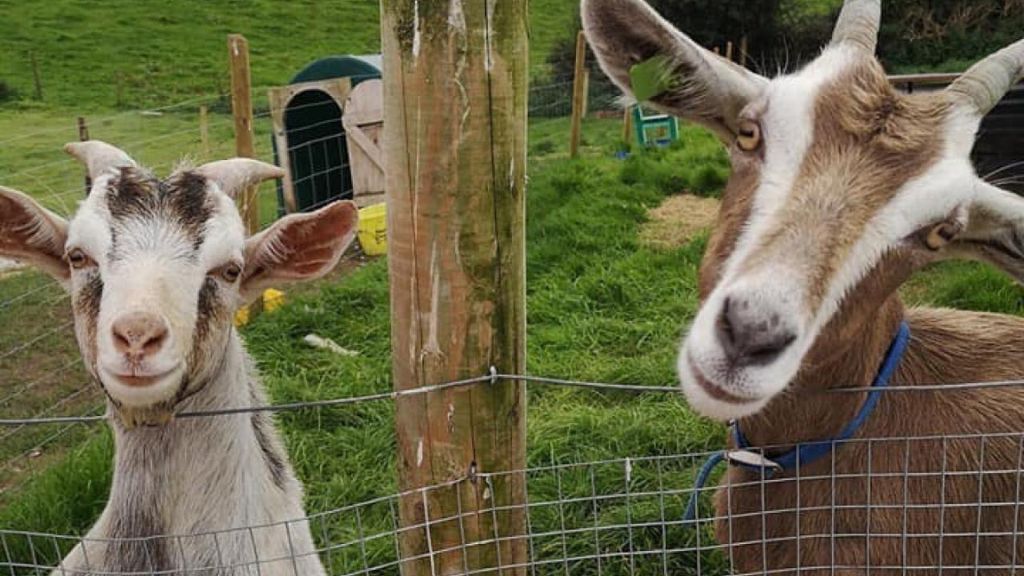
[8,432,1024,574]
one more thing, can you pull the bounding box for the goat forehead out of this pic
[70,169,245,265]
[719,49,955,311]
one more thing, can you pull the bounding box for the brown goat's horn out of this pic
[829,0,880,53]
[947,39,1024,117]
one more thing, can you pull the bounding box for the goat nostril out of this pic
[111,313,169,358]
[142,327,169,356]
[113,330,132,353]
[744,332,797,365]
[714,295,797,366]
[715,297,737,350]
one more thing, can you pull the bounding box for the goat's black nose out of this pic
[715,296,796,366]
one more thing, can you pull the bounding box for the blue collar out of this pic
[683,320,911,523]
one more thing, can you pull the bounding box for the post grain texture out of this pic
[570,30,588,158]
[382,1,528,575]
[199,105,210,160]
[228,34,259,234]
[78,117,90,195]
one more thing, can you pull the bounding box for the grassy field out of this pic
[3,112,1023,573]
[0,0,579,109]
[0,104,281,222]
[0,117,732,573]
[2,1,1024,573]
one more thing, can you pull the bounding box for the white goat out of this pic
[0,141,358,575]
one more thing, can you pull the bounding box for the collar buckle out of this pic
[725,449,783,472]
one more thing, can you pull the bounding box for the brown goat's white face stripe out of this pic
[681,46,978,419]
[584,0,1024,422]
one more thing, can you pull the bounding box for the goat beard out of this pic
[114,403,177,429]
[103,375,193,429]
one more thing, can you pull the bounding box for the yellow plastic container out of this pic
[263,288,286,312]
[357,203,388,256]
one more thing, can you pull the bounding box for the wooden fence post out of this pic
[78,117,90,195]
[739,36,749,68]
[570,30,588,158]
[115,71,125,108]
[726,41,734,62]
[30,52,43,101]
[382,1,528,575]
[622,106,634,148]
[199,105,210,160]
[228,34,259,234]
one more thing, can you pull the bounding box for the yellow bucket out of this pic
[357,203,388,256]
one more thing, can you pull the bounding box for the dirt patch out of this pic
[639,193,720,250]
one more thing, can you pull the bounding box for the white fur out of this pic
[20,156,332,575]
[679,53,993,422]
[679,47,862,420]
[54,337,325,576]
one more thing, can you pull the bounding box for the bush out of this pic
[877,2,1024,70]
[0,81,18,103]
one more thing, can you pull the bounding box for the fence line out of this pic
[7,369,1024,428]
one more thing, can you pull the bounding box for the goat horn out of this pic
[195,159,285,200]
[947,39,1024,117]
[64,140,138,181]
[829,0,880,53]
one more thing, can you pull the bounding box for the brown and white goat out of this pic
[586,0,1024,573]
[0,141,357,575]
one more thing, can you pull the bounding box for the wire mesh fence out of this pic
[8,430,1024,575]
[0,65,619,497]
[4,369,1024,574]
[0,59,633,576]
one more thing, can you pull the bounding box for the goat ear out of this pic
[240,200,359,302]
[947,180,1024,281]
[64,140,137,181]
[196,159,285,199]
[582,0,766,142]
[0,186,69,282]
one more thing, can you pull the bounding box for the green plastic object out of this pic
[631,105,679,148]
[629,55,675,102]
[273,56,382,216]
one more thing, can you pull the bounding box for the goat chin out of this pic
[677,354,771,422]
[56,334,328,576]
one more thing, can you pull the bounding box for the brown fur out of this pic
[714,307,1024,575]
[699,57,1024,575]
[740,59,951,312]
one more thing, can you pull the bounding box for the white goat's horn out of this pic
[64,140,138,180]
[947,39,1024,117]
[829,0,880,53]
[195,159,285,200]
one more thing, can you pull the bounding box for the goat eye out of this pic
[66,249,94,270]
[925,222,959,250]
[737,120,762,152]
[220,264,242,283]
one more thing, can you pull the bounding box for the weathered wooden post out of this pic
[78,117,90,195]
[622,106,634,148]
[199,105,210,160]
[382,1,528,575]
[726,40,734,62]
[30,52,42,101]
[739,35,749,68]
[570,30,588,158]
[228,34,260,234]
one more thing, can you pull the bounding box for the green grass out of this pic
[2,118,1023,576]
[0,1,579,109]
[0,118,731,574]
[0,106,281,223]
